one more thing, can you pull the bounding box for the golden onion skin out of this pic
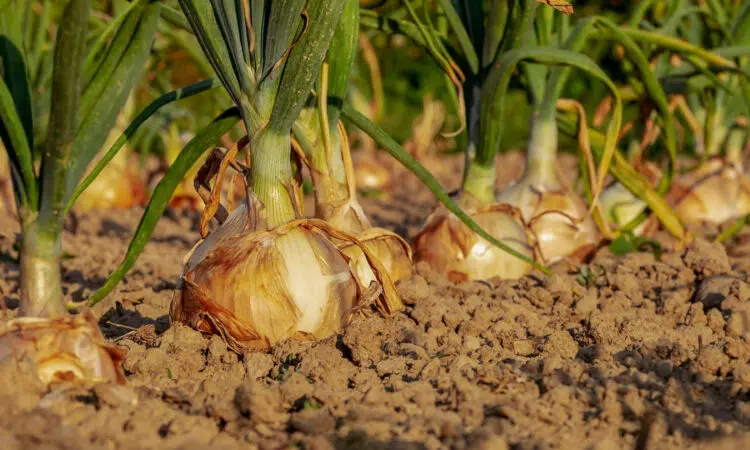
[174,226,361,351]
[340,227,413,287]
[353,156,391,191]
[498,182,598,264]
[75,151,146,211]
[412,206,533,282]
[527,191,598,263]
[673,159,750,226]
[0,312,126,386]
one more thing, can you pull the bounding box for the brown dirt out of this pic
[3,151,750,449]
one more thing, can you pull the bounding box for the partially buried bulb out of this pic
[0,312,126,385]
[412,202,534,282]
[672,157,750,226]
[171,148,404,353]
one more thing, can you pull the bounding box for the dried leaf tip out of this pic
[535,0,574,15]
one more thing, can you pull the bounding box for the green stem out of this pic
[706,100,727,158]
[461,161,495,205]
[609,27,738,69]
[251,128,297,228]
[20,221,65,317]
[726,128,746,165]
[523,113,559,186]
[557,111,685,239]
[38,0,91,230]
[309,124,349,206]
[341,102,549,274]
[19,0,90,318]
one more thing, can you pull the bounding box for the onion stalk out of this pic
[170,0,406,350]
[0,0,161,385]
[395,1,625,278]
[0,143,14,216]
[295,4,412,285]
[605,1,750,230]
[348,32,390,192]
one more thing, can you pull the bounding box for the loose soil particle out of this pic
[2,152,750,449]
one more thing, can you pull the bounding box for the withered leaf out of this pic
[535,0,574,15]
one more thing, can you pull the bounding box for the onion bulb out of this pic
[412,203,534,282]
[353,153,392,191]
[338,227,413,288]
[498,180,598,263]
[497,120,598,264]
[75,133,146,212]
[0,312,126,385]
[172,217,404,352]
[305,121,412,284]
[75,95,146,211]
[163,127,203,210]
[672,158,750,226]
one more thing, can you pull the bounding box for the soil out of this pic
[3,151,750,450]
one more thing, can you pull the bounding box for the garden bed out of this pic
[2,152,750,450]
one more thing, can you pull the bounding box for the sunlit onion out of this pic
[412,204,533,282]
[599,182,648,235]
[498,179,598,263]
[0,312,126,385]
[75,140,146,211]
[172,217,403,352]
[672,158,750,225]
[353,154,392,191]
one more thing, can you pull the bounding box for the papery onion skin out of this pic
[528,191,598,263]
[673,159,750,226]
[498,181,598,264]
[174,226,360,351]
[412,206,533,282]
[340,228,413,287]
[75,151,146,211]
[353,157,391,191]
[0,312,126,386]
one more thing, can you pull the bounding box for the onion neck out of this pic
[250,128,298,228]
[462,161,496,206]
[726,128,745,167]
[310,126,349,209]
[20,218,66,318]
[522,114,560,188]
[705,105,727,158]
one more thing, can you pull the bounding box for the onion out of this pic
[75,129,146,212]
[303,120,412,284]
[339,227,413,288]
[599,182,648,235]
[0,312,126,385]
[413,203,533,282]
[672,158,750,226]
[172,217,403,352]
[353,153,392,191]
[497,120,598,263]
